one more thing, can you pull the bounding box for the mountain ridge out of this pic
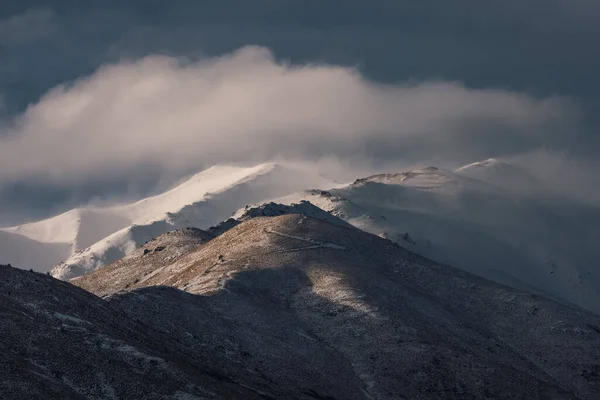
[72,215,600,399]
[271,166,600,314]
[2,159,600,316]
[0,162,334,276]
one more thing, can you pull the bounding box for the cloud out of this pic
[2,2,600,124]
[509,150,600,206]
[0,45,577,188]
[0,8,55,46]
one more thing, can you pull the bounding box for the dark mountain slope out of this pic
[0,265,278,399]
[74,215,600,400]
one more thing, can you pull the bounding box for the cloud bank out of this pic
[0,46,577,188]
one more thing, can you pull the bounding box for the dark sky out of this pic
[1,1,599,224]
[3,1,598,102]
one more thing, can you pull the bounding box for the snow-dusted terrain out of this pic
[3,182,600,398]
[72,215,600,399]
[0,163,334,278]
[2,158,599,315]
[0,264,273,399]
[455,158,543,192]
[258,160,600,314]
[8,214,600,398]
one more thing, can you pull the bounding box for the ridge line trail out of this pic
[204,226,348,277]
[265,228,346,252]
[193,226,347,292]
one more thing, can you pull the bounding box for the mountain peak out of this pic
[352,167,462,189]
[455,158,510,173]
[455,158,540,192]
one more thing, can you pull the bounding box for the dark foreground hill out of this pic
[3,215,600,399]
[0,265,268,399]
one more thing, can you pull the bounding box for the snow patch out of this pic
[53,312,90,325]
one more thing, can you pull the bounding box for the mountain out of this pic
[0,264,272,399]
[268,162,600,314]
[353,166,488,191]
[455,158,542,192]
[0,230,72,274]
[0,163,333,278]
[3,158,600,315]
[70,215,600,399]
[207,200,353,235]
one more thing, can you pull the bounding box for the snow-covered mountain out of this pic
[266,162,600,314]
[0,163,334,278]
[2,158,599,315]
[3,163,600,398]
[455,158,542,192]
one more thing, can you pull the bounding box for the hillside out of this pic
[272,163,600,314]
[0,163,333,277]
[0,231,71,274]
[0,264,270,399]
[455,158,542,192]
[3,158,600,316]
[74,215,600,399]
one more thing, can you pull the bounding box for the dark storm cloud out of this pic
[0,8,55,46]
[3,1,600,104]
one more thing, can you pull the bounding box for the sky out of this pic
[1,1,599,224]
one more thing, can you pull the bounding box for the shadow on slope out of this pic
[77,215,600,399]
[294,179,600,314]
[0,230,71,273]
[0,265,277,399]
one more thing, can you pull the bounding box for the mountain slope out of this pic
[455,158,542,192]
[0,230,72,273]
[4,158,600,316]
[2,208,131,250]
[74,215,600,400]
[353,166,489,192]
[208,200,353,235]
[0,264,272,399]
[0,163,333,276]
[270,163,600,314]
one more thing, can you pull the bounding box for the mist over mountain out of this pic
[2,159,599,316]
[0,163,333,275]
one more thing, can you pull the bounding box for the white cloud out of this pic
[0,45,577,185]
